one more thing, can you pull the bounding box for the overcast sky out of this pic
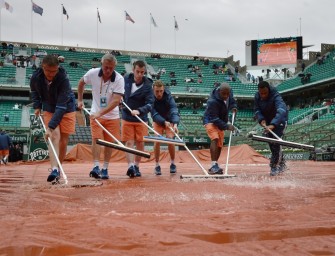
[0,0,334,67]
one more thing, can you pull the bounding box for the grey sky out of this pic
[1,0,334,67]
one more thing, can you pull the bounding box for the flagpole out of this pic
[149,13,152,53]
[0,9,2,42]
[174,16,176,54]
[123,11,126,51]
[61,4,64,45]
[97,8,99,48]
[31,3,33,43]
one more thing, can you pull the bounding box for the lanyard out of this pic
[100,77,111,96]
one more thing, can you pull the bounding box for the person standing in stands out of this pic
[77,53,124,180]
[151,80,180,175]
[254,81,288,176]
[30,55,76,183]
[122,60,154,178]
[203,83,236,174]
[0,129,12,165]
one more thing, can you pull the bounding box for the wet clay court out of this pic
[0,144,334,255]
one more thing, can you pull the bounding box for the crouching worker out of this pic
[151,80,180,175]
[254,81,288,176]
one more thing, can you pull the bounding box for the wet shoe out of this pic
[1,159,6,165]
[270,167,280,176]
[134,165,141,177]
[170,163,177,174]
[101,168,109,179]
[208,163,223,175]
[47,169,60,183]
[127,166,135,178]
[90,166,101,179]
[154,165,162,175]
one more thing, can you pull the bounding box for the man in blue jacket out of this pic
[203,83,236,174]
[122,60,154,178]
[0,129,12,164]
[151,80,180,175]
[30,55,76,183]
[254,81,288,176]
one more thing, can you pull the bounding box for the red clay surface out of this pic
[1,144,335,255]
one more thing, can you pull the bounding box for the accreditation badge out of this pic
[100,97,107,107]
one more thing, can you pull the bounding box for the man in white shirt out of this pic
[77,54,125,179]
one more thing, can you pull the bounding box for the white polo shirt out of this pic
[84,68,125,119]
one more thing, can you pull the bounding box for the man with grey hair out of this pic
[203,83,237,174]
[77,53,125,179]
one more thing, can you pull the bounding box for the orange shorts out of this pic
[153,122,174,138]
[205,123,225,148]
[43,111,76,134]
[121,120,148,142]
[90,118,121,143]
[0,149,9,156]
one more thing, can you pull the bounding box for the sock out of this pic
[128,163,134,168]
[52,166,58,171]
[155,162,160,167]
[171,160,175,165]
[134,161,139,167]
[93,160,99,168]
[211,161,217,166]
[103,162,109,170]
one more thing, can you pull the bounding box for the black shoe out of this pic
[154,165,161,175]
[1,158,7,165]
[134,165,141,177]
[47,169,60,183]
[101,168,109,179]
[170,163,177,174]
[89,166,101,179]
[208,163,223,175]
[127,166,135,178]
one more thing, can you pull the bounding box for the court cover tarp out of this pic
[65,143,269,164]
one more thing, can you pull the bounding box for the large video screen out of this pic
[245,36,302,69]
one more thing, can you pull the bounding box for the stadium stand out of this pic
[1,41,335,153]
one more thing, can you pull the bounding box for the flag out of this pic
[125,11,135,23]
[63,6,69,20]
[150,13,157,27]
[174,16,179,31]
[97,9,101,23]
[32,1,43,16]
[0,0,13,13]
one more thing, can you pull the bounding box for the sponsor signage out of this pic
[10,134,28,143]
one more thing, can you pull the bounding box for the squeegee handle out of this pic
[267,127,282,140]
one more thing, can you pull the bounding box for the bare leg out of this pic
[154,142,160,163]
[125,140,134,165]
[104,146,112,163]
[92,139,101,163]
[134,141,144,165]
[210,139,222,161]
[59,133,70,163]
[167,134,175,162]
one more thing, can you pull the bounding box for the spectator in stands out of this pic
[247,72,251,81]
[203,83,236,175]
[77,54,124,180]
[0,129,12,164]
[254,81,288,176]
[301,62,305,72]
[151,80,180,175]
[30,55,76,183]
[122,60,154,178]
[251,75,256,84]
